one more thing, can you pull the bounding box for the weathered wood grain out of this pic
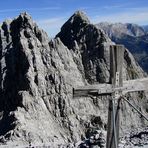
[73,78,148,97]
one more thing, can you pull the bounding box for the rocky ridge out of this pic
[96,22,146,38]
[0,11,147,147]
[96,22,148,73]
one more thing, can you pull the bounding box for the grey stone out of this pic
[0,11,147,147]
[96,22,148,73]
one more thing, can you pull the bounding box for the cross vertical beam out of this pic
[106,45,124,148]
[73,44,148,148]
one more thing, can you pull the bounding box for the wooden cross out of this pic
[73,45,148,148]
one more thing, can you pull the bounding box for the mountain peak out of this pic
[72,10,90,23]
[73,10,86,16]
[96,22,148,73]
[56,11,91,49]
[96,22,145,37]
[20,12,31,18]
[11,12,34,29]
[59,10,90,31]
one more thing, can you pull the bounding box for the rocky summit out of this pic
[0,11,147,147]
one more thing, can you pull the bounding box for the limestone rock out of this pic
[57,10,148,140]
[96,22,148,73]
[56,11,113,84]
[0,11,147,147]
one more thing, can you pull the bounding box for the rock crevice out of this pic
[0,11,147,146]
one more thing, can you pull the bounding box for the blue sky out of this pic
[0,0,148,37]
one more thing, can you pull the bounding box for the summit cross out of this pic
[73,45,148,148]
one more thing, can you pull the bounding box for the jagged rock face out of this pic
[57,11,113,84]
[0,12,147,147]
[57,10,148,140]
[0,13,81,145]
[57,12,146,82]
[96,22,148,73]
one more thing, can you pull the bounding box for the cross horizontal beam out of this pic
[73,78,148,97]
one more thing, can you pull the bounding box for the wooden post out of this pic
[73,44,148,148]
[106,45,124,148]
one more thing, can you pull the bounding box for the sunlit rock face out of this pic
[96,22,148,73]
[0,11,147,147]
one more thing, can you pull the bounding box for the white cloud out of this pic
[37,17,67,37]
[92,9,148,25]
[0,8,23,13]
[38,17,65,26]
[103,4,129,9]
[0,7,60,13]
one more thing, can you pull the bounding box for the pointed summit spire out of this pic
[56,11,91,48]
[12,12,34,29]
[58,10,90,32]
[19,12,32,20]
[71,10,90,24]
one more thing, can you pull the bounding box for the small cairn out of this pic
[78,129,106,148]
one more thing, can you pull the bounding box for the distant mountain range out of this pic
[96,22,148,73]
[142,25,148,32]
